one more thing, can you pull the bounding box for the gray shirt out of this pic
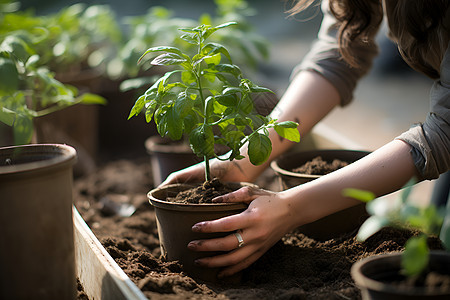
[293,0,450,180]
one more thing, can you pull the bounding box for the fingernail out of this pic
[212,196,222,203]
[194,259,204,266]
[187,241,196,250]
[192,222,205,232]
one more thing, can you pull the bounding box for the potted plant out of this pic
[345,181,450,299]
[270,149,371,240]
[0,3,119,169]
[128,21,299,281]
[120,0,271,184]
[0,22,106,173]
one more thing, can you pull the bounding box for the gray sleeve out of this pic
[396,42,450,180]
[291,0,379,106]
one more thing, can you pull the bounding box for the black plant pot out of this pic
[351,251,450,300]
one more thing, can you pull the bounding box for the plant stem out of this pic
[204,155,211,181]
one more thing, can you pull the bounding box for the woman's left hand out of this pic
[187,186,296,278]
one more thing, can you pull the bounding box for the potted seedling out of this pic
[345,181,450,299]
[121,0,271,184]
[270,149,371,240]
[128,22,299,281]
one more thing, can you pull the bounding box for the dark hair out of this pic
[287,0,449,78]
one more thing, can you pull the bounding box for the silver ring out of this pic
[234,230,245,248]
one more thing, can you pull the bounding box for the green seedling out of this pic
[128,22,299,181]
[343,179,450,280]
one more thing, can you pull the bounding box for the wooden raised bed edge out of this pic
[73,206,147,300]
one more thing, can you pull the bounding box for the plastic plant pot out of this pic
[148,182,249,282]
[0,144,77,300]
[351,251,450,300]
[270,149,371,241]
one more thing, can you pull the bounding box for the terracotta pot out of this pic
[0,144,77,300]
[351,251,450,299]
[148,183,248,282]
[270,149,371,241]
[145,136,202,186]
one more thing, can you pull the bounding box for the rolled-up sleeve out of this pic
[291,0,379,106]
[396,42,450,180]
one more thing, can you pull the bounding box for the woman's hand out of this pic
[160,162,206,186]
[160,158,255,186]
[186,186,296,278]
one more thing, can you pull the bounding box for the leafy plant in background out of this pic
[0,31,105,144]
[128,22,299,181]
[0,2,123,79]
[0,1,114,144]
[344,180,450,281]
[119,0,269,91]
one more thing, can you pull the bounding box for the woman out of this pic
[162,0,450,278]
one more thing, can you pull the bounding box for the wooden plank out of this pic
[73,206,147,300]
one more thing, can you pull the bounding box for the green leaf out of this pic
[223,87,241,95]
[250,86,273,94]
[13,114,33,145]
[0,35,34,62]
[0,107,16,126]
[180,33,198,45]
[166,109,183,140]
[151,53,186,66]
[239,94,253,114]
[248,133,271,165]
[215,64,241,77]
[0,57,19,94]
[77,93,107,105]
[157,106,183,140]
[174,93,193,118]
[224,130,245,147]
[138,46,184,64]
[202,42,232,62]
[215,94,238,107]
[401,235,429,277]
[342,188,376,203]
[203,53,221,65]
[181,70,196,85]
[356,215,389,242]
[189,125,214,158]
[128,95,146,120]
[215,21,238,29]
[145,100,157,123]
[274,123,300,142]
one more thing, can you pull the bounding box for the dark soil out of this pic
[73,155,444,299]
[166,178,234,204]
[292,156,348,175]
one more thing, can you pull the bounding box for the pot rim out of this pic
[351,251,450,296]
[0,143,77,176]
[270,149,371,178]
[148,183,249,212]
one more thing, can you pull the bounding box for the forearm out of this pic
[283,139,420,228]
[216,71,341,182]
